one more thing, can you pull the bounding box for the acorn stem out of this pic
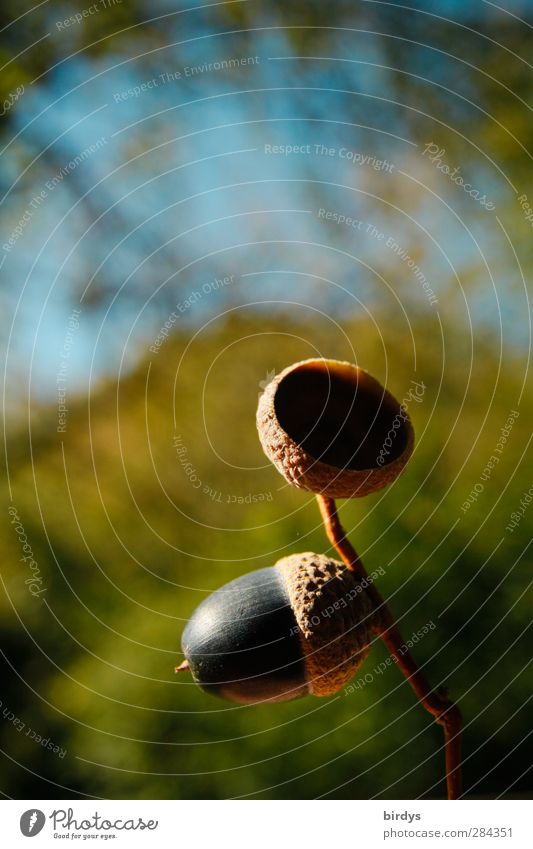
[315,494,463,800]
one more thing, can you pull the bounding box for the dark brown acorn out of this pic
[256,358,414,498]
[179,553,376,704]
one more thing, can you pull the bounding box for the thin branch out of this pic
[316,493,462,800]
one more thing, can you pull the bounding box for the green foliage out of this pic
[1,0,531,801]
[1,313,530,798]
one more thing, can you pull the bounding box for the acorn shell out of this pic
[256,358,414,498]
[180,553,376,703]
[181,567,309,704]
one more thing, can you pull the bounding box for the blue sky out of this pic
[1,1,530,404]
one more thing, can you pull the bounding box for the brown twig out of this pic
[316,494,462,800]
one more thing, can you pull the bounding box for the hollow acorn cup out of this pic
[256,358,414,498]
[180,553,376,704]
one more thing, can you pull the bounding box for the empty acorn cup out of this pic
[179,552,376,704]
[256,358,414,498]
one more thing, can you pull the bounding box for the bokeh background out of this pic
[0,0,531,800]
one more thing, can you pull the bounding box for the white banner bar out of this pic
[1,799,530,848]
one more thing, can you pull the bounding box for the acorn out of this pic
[177,358,463,800]
[256,358,414,498]
[179,552,376,704]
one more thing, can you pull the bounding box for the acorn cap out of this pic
[275,552,375,696]
[257,358,414,498]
